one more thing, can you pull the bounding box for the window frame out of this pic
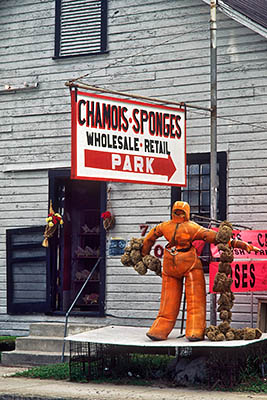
[7,226,49,314]
[54,0,108,59]
[171,152,227,221]
[171,151,227,272]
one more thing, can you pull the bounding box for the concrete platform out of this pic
[65,325,267,348]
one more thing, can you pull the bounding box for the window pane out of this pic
[189,165,199,175]
[190,206,199,214]
[201,191,209,206]
[188,175,199,190]
[200,175,210,190]
[201,164,210,175]
[182,191,189,202]
[189,191,199,207]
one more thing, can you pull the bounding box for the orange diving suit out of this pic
[142,201,257,342]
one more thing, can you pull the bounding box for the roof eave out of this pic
[202,0,267,39]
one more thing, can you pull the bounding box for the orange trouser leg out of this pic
[185,268,206,340]
[147,273,183,340]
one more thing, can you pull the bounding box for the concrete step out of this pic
[15,336,69,353]
[1,322,103,366]
[29,322,95,338]
[1,322,101,367]
[1,350,69,367]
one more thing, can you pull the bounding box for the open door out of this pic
[48,169,106,316]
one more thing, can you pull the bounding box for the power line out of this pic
[216,114,267,132]
[189,108,267,132]
[70,24,209,84]
[68,17,267,134]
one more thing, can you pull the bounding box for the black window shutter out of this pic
[7,226,50,314]
[55,0,108,58]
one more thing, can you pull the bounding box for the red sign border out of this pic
[71,89,187,187]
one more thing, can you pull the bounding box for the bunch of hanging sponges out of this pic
[121,237,162,276]
[205,221,262,341]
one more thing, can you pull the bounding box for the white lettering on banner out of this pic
[110,154,155,174]
[134,157,143,173]
[123,155,132,171]
[111,154,121,170]
[146,158,154,173]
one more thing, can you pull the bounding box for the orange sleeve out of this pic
[229,239,259,253]
[191,224,217,243]
[230,239,247,250]
[142,224,164,256]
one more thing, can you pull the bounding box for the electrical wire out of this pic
[68,15,267,133]
[70,23,209,84]
[188,107,267,132]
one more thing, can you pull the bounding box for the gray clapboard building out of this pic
[0,0,267,337]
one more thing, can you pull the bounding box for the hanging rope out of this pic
[102,184,115,231]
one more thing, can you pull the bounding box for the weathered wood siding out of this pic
[0,0,266,335]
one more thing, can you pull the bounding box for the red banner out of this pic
[209,261,267,293]
[210,229,267,259]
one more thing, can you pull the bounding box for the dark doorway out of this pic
[49,170,106,316]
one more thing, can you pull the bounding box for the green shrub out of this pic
[0,336,16,351]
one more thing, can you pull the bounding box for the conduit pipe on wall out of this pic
[210,0,218,326]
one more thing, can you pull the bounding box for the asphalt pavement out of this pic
[0,365,267,400]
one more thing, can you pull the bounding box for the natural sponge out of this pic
[121,237,162,277]
[134,261,147,275]
[215,221,233,244]
[143,254,161,275]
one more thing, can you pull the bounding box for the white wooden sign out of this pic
[71,90,186,186]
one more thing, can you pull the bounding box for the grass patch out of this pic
[12,353,267,392]
[14,354,173,385]
[14,363,70,381]
[235,376,267,393]
[0,336,16,342]
[233,357,267,393]
[13,362,157,385]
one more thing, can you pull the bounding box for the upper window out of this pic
[54,0,108,58]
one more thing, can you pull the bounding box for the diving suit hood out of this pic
[172,201,190,222]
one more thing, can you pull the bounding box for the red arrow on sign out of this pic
[84,150,176,180]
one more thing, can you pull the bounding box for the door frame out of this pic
[48,169,107,316]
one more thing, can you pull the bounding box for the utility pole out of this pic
[210,0,218,326]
